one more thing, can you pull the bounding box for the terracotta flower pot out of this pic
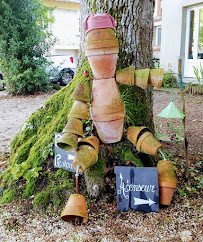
[91,78,123,107]
[87,53,118,79]
[116,66,135,86]
[57,132,78,152]
[73,145,98,172]
[86,28,116,42]
[85,28,119,79]
[62,118,83,136]
[84,13,116,34]
[68,100,89,120]
[157,160,177,184]
[91,102,125,115]
[136,131,163,155]
[61,194,88,223]
[149,68,164,88]
[85,46,119,57]
[71,83,90,102]
[159,185,176,206]
[86,39,119,50]
[93,117,124,143]
[127,126,148,145]
[157,160,177,205]
[134,69,150,89]
[90,108,125,122]
[78,136,99,153]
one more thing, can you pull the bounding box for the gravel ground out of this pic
[0,89,202,241]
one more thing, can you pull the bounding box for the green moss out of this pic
[54,169,70,179]
[33,179,74,210]
[123,149,144,167]
[22,178,37,199]
[0,188,17,203]
[119,84,149,128]
[0,57,91,204]
[33,190,50,207]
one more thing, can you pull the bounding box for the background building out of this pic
[43,0,80,63]
[154,0,203,83]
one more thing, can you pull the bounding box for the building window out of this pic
[198,8,203,59]
[157,27,161,46]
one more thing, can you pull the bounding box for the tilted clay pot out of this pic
[68,100,89,120]
[71,83,90,102]
[57,132,78,151]
[134,69,150,89]
[157,160,177,205]
[94,117,124,144]
[72,145,98,172]
[116,66,135,86]
[149,68,164,88]
[136,131,163,155]
[127,126,148,145]
[62,118,83,136]
[78,136,99,153]
[61,194,88,223]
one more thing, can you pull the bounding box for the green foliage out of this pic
[119,84,149,128]
[33,190,50,207]
[0,57,91,204]
[0,0,55,95]
[193,65,203,86]
[22,178,37,199]
[0,188,17,203]
[163,70,177,88]
[33,175,74,210]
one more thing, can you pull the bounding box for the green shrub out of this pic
[0,188,17,203]
[0,0,55,95]
[163,70,177,88]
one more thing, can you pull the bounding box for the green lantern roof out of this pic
[157,101,186,119]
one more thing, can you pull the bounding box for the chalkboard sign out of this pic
[54,133,75,172]
[114,166,159,213]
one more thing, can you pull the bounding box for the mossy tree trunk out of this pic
[0,0,156,207]
[80,0,156,197]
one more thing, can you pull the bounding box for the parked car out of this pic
[45,55,77,86]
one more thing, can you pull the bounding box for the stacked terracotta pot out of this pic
[157,160,177,205]
[85,13,125,143]
[57,82,100,172]
[58,82,100,223]
[116,66,164,89]
[127,126,163,155]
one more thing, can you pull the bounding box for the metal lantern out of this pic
[156,100,186,142]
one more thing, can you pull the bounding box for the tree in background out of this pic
[0,0,55,95]
[0,0,156,209]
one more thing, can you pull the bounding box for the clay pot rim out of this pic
[57,132,78,151]
[73,145,98,172]
[85,39,119,50]
[78,136,99,153]
[136,131,162,155]
[159,181,177,188]
[85,47,119,56]
[91,102,125,114]
[127,126,147,145]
